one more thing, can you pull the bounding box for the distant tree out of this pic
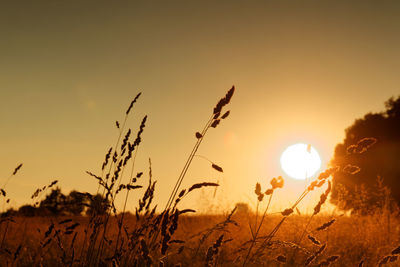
[65,190,88,215]
[1,208,17,218]
[18,205,37,217]
[330,96,400,214]
[86,194,109,216]
[39,187,67,215]
[14,188,109,217]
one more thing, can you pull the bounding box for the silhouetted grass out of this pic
[1,88,399,266]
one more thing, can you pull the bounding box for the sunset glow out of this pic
[280,143,322,180]
[2,2,400,265]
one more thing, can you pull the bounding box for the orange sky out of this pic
[1,1,400,213]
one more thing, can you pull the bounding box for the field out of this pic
[1,88,400,267]
[0,211,399,266]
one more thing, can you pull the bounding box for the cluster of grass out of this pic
[2,212,400,266]
[1,87,400,266]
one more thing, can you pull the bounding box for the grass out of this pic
[1,212,399,266]
[1,86,400,266]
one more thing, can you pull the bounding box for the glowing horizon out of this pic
[1,1,400,211]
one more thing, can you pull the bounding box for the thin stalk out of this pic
[255,194,273,238]
[95,169,105,195]
[0,220,10,249]
[242,193,273,267]
[2,174,13,189]
[194,154,214,164]
[85,117,129,265]
[247,189,311,265]
[101,114,129,197]
[168,116,213,208]
[94,129,133,264]
[254,201,259,239]
[114,148,139,254]
[289,214,315,264]
[150,115,214,248]
[297,214,314,246]
[164,115,214,211]
[248,219,255,240]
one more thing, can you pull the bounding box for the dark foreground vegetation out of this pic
[1,211,400,266]
[1,88,400,266]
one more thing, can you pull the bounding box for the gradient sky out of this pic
[1,1,400,213]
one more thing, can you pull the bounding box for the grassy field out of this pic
[0,211,399,266]
[1,88,399,266]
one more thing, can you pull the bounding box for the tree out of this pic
[65,190,88,215]
[330,96,400,214]
[39,187,67,215]
[86,194,109,216]
[18,205,37,217]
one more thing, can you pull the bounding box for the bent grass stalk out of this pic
[164,115,214,212]
[164,86,234,212]
[151,86,235,247]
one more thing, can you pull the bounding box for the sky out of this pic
[1,1,400,213]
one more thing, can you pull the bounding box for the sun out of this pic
[280,143,322,180]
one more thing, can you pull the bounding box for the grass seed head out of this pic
[221,110,230,119]
[316,244,327,256]
[188,182,219,193]
[211,164,223,172]
[271,176,284,189]
[126,92,142,115]
[343,164,361,175]
[281,208,293,216]
[316,219,336,231]
[255,183,262,196]
[305,255,315,266]
[391,245,400,255]
[276,255,286,263]
[211,119,220,128]
[308,235,321,245]
[12,163,23,175]
[265,188,273,195]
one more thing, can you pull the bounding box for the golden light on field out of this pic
[280,143,322,180]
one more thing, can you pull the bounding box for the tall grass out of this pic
[1,88,400,266]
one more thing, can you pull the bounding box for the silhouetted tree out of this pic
[18,205,37,217]
[86,194,109,216]
[40,187,67,215]
[65,190,88,215]
[1,208,17,218]
[13,189,109,217]
[330,96,400,214]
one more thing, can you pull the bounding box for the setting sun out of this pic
[280,143,322,180]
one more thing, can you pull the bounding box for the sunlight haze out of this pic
[1,1,400,213]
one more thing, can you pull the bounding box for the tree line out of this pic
[2,188,109,217]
